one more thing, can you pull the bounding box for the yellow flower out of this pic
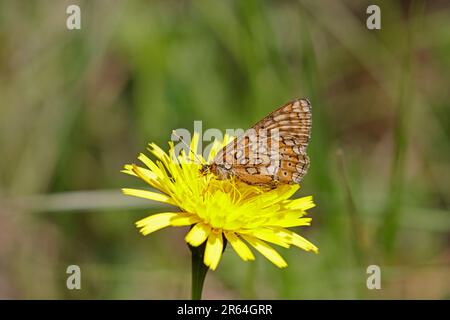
[122,133,318,270]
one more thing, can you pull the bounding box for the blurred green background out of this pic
[0,0,449,299]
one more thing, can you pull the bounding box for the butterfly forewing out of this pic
[211,98,312,186]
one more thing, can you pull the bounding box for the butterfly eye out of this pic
[200,165,209,175]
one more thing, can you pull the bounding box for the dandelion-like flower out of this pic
[122,133,318,271]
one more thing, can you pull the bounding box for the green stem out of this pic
[189,236,228,300]
[189,242,208,300]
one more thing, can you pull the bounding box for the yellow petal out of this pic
[284,196,316,211]
[148,143,171,165]
[277,217,312,228]
[130,163,159,181]
[291,234,318,253]
[139,152,162,172]
[121,164,136,176]
[245,184,298,209]
[170,213,201,226]
[277,228,319,253]
[131,164,165,192]
[137,153,172,187]
[122,188,175,205]
[204,230,223,270]
[243,228,290,248]
[242,235,288,268]
[135,212,178,235]
[185,223,211,247]
[224,231,255,261]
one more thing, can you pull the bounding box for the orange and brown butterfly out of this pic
[201,98,312,188]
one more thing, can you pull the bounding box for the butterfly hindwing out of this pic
[253,98,311,146]
[211,98,312,186]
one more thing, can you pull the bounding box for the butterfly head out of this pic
[200,164,212,176]
[200,163,232,180]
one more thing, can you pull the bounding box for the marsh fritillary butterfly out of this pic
[201,98,312,187]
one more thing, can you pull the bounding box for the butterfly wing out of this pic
[252,98,311,146]
[212,98,312,186]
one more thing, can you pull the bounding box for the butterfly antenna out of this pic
[171,130,203,164]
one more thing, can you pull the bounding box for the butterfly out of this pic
[201,98,312,187]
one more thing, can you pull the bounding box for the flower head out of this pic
[122,133,318,270]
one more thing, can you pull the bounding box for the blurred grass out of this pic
[0,0,449,299]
